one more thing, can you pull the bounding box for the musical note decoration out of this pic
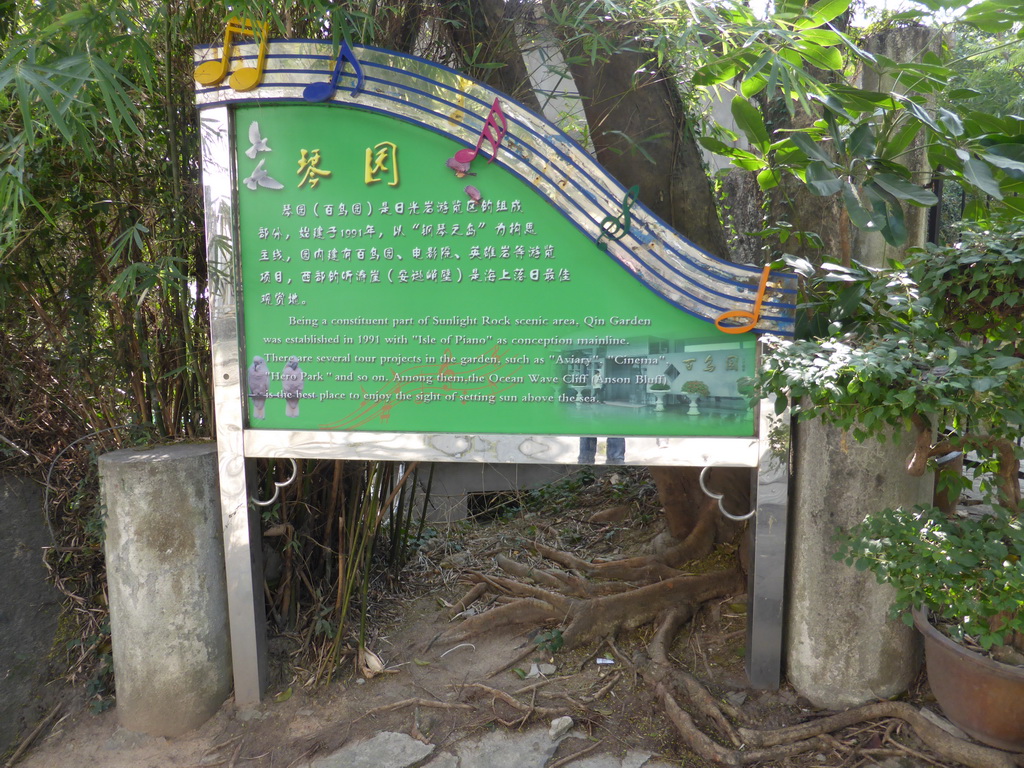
[303,40,365,102]
[193,18,269,93]
[596,185,639,251]
[447,77,472,124]
[714,264,773,334]
[454,98,508,165]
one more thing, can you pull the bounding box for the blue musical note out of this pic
[303,40,365,102]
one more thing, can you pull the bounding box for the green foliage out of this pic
[757,220,1024,651]
[656,0,1024,244]
[753,220,1024,451]
[835,505,1024,649]
[66,620,114,713]
[681,380,710,397]
[914,223,1024,344]
[533,628,565,655]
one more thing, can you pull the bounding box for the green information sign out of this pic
[196,37,799,704]
[235,104,757,438]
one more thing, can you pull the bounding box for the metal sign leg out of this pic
[745,397,790,689]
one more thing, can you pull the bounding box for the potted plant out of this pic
[836,502,1024,750]
[752,221,1024,749]
[681,380,710,415]
[648,381,670,411]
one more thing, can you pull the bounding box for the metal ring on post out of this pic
[699,464,756,522]
[251,458,298,507]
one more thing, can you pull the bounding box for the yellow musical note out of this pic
[715,265,773,334]
[448,77,471,124]
[194,20,239,86]
[193,18,269,92]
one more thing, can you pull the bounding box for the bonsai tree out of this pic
[681,380,710,398]
[753,220,1024,653]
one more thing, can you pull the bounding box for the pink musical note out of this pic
[454,98,508,165]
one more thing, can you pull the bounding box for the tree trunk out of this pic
[437,0,541,113]
[554,45,729,257]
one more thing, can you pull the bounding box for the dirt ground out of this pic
[10,468,942,768]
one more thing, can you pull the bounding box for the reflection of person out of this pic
[578,437,626,464]
[590,369,604,402]
[247,355,269,420]
[281,356,304,417]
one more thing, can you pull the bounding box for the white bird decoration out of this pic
[247,355,270,420]
[281,356,305,418]
[242,158,283,191]
[245,121,271,159]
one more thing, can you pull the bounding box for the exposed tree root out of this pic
[495,554,632,597]
[442,567,744,650]
[447,582,487,618]
[436,463,1023,768]
[531,540,705,583]
[639,607,1024,768]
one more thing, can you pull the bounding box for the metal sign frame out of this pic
[196,38,794,704]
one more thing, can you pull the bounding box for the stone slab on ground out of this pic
[453,727,562,768]
[421,753,460,768]
[308,731,435,768]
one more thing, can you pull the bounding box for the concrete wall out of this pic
[100,443,232,736]
[0,474,61,754]
[423,462,574,521]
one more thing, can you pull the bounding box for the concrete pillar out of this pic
[787,419,931,708]
[100,443,232,736]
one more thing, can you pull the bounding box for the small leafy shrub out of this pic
[836,505,1024,651]
[533,629,564,655]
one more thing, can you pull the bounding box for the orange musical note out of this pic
[715,265,773,334]
[193,18,269,92]
[454,98,508,165]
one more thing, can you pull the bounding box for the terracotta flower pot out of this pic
[914,608,1024,751]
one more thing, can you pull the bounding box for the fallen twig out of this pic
[457,682,568,718]
[356,697,475,721]
[548,739,603,768]
[582,671,622,703]
[5,702,62,767]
